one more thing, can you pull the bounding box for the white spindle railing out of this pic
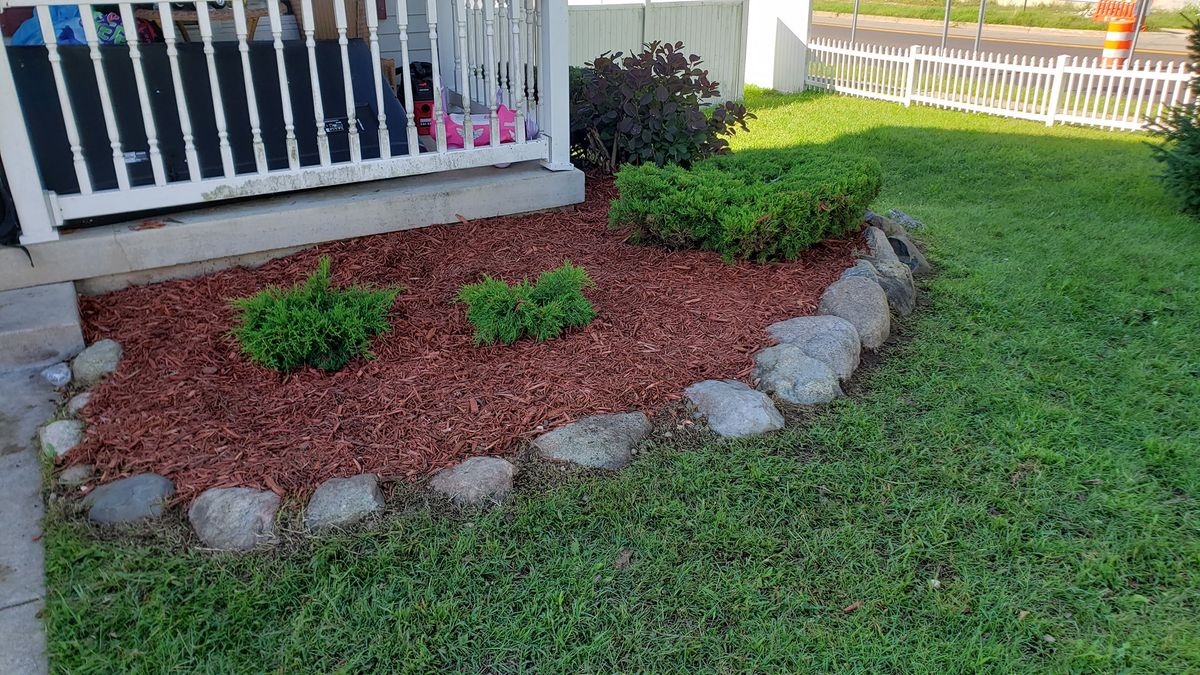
[806,38,1195,132]
[0,0,561,244]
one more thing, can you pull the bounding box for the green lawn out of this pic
[814,0,1197,32]
[45,91,1200,672]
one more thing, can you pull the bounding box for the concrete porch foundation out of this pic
[0,161,585,294]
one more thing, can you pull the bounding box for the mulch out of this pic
[73,176,862,502]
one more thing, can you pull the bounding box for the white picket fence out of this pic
[805,38,1195,131]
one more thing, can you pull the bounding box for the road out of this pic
[811,12,1191,64]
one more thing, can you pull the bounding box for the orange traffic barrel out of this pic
[1102,18,1135,67]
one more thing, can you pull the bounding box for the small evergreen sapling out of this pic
[231,256,399,372]
[458,262,597,345]
[1148,15,1200,218]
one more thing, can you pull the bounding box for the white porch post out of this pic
[0,40,60,244]
[744,0,812,93]
[539,0,572,170]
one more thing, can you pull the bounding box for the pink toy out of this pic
[434,104,517,148]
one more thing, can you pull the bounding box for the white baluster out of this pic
[509,0,526,141]
[427,0,449,153]
[157,1,200,181]
[266,0,299,168]
[334,0,361,162]
[454,0,475,149]
[525,0,537,120]
[231,1,268,173]
[36,6,91,194]
[197,3,236,176]
[300,0,331,165]
[396,0,421,154]
[118,3,167,184]
[482,0,500,145]
[365,0,390,158]
[77,3,129,190]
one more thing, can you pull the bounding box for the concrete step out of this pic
[0,283,84,370]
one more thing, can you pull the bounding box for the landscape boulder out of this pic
[871,258,916,317]
[818,277,890,349]
[864,226,901,265]
[753,344,843,405]
[888,233,932,277]
[428,457,517,507]
[864,210,907,237]
[534,412,652,470]
[188,487,280,551]
[71,339,122,387]
[84,473,175,524]
[766,315,861,381]
[66,392,92,416]
[304,473,384,530]
[57,464,94,486]
[39,419,84,457]
[684,379,784,438]
[886,208,925,230]
[40,363,71,388]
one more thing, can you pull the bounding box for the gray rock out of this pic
[871,258,916,317]
[38,419,84,457]
[766,315,861,380]
[841,259,880,284]
[188,487,280,551]
[57,463,94,486]
[71,339,122,387]
[304,473,384,530]
[534,412,652,470]
[888,234,933,277]
[864,226,901,265]
[684,379,784,438]
[753,344,843,405]
[818,277,890,350]
[864,210,907,237]
[84,473,175,524]
[66,392,92,416]
[40,363,71,388]
[58,463,94,486]
[887,208,925,230]
[429,457,517,507]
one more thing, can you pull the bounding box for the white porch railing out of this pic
[0,0,572,245]
[805,38,1195,132]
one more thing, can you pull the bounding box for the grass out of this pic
[814,0,1198,32]
[44,91,1200,672]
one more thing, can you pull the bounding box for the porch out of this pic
[0,0,582,291]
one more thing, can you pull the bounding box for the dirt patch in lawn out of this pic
[72,177,861,502]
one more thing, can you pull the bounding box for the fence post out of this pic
[1045,54,1069,127]
[0,40,60,244]
[902,45,920,107]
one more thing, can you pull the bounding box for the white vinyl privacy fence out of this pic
[568,0,747,102]
[805,38,1195,131]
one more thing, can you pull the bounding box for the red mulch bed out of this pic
[73,177,861,502]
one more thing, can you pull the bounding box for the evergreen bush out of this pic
[458,262,596,345]
[231,257,399,372]
[1149,16,1200,218]
[609,149,883,261]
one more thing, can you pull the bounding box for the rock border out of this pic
[57,209,931,551]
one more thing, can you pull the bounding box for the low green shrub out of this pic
[231,257,399,372]
[609,149,883,261]
[458,262,596,345]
